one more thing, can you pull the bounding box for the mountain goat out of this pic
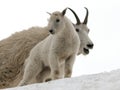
[36,8,94,83]
[0,8,94,88]
[70,7,94,55]
[18,8,80,86]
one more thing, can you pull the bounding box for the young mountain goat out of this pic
[18,8,80,86]
[0,8,93,88]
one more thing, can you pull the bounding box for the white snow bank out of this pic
[3,69,120,90]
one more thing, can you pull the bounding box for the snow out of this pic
[3,69,120,90]
[0,0,120,76]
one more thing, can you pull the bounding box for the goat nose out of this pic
[49,29,54,34]
[87,44,94,49]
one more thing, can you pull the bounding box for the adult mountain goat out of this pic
[18,8,80,86]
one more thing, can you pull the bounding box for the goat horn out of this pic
[68,8,81,25]
[83,7,89,24]
[47,12,51,15]
[62,8,68,16]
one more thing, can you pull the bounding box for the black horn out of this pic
[62,8,68,16]
[83,7,89,24]
[68,8,81,25]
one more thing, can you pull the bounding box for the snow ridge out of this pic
[4,69,120,90]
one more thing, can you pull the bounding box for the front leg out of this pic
[49,54,60,80]
[38,60,65,82]
[65,55,76,78]
[59,60,65,78]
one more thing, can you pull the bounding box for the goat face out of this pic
[47,8,67,34]
[68,7,94,55]
[74,24,93,55]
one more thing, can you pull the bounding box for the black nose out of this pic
[49,29,54,34]
[87,44,94,49]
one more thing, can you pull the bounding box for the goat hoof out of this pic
[45,78,52,82]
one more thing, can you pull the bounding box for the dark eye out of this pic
[56,19,60,22]
[76,28,79,32]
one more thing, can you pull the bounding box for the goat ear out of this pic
[47,12,51,16]
[61,8,68,16]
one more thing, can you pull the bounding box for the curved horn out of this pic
[62,8,68,16]
[68,8,81,25]
[83,7,89,24]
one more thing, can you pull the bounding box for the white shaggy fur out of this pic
[33,7,94,83]
[0,27,49,88]
[0,8,93,89]
[18,9,80,86]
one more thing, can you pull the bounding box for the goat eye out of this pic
[56,19,60,22]
[76,28,79,32]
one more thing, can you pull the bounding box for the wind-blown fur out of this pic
[0,27,49,88]
[0,8,94,89]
